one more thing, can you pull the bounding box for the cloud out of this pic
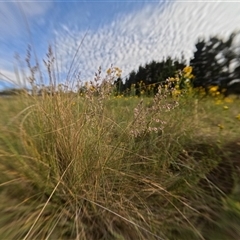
[0,1,52,38]
[52,1,240,84]
[17,1,52,18]
[0,1,53,85]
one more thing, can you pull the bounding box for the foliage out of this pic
[190,31,240,89]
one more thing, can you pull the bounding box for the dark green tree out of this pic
[191,31,240,90]
[123,56,186,95]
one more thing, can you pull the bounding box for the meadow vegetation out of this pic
[0,49,240,240]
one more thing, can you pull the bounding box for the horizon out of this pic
[1,1,240,90]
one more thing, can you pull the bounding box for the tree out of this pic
[191,31,240,90]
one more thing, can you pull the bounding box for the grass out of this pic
[0,52,240,239]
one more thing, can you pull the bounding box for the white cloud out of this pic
[0,1,52,37]
[0,1,53,87]
[52,1,240,84]
[17,1,52,18]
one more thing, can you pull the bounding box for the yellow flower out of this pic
[189,74,195,79]
[172,89,181,96]
[114,67,122,72]
[223,106,229,110]
[209,86,218,93]
[106,68,112,75]
[183,66,192,74]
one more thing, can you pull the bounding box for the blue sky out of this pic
[1,0,240,90]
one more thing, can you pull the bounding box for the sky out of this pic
[1,0,240,90]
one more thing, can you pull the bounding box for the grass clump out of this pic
[0,46,240,240]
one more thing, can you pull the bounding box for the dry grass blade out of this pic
[23,159,74,240]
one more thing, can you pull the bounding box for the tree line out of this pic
[114,30,240,96]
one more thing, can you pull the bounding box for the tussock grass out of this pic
[0,48,240,240]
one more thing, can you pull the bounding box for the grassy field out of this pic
[0,83,240,239]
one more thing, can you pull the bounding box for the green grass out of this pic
[0,85,240,240]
